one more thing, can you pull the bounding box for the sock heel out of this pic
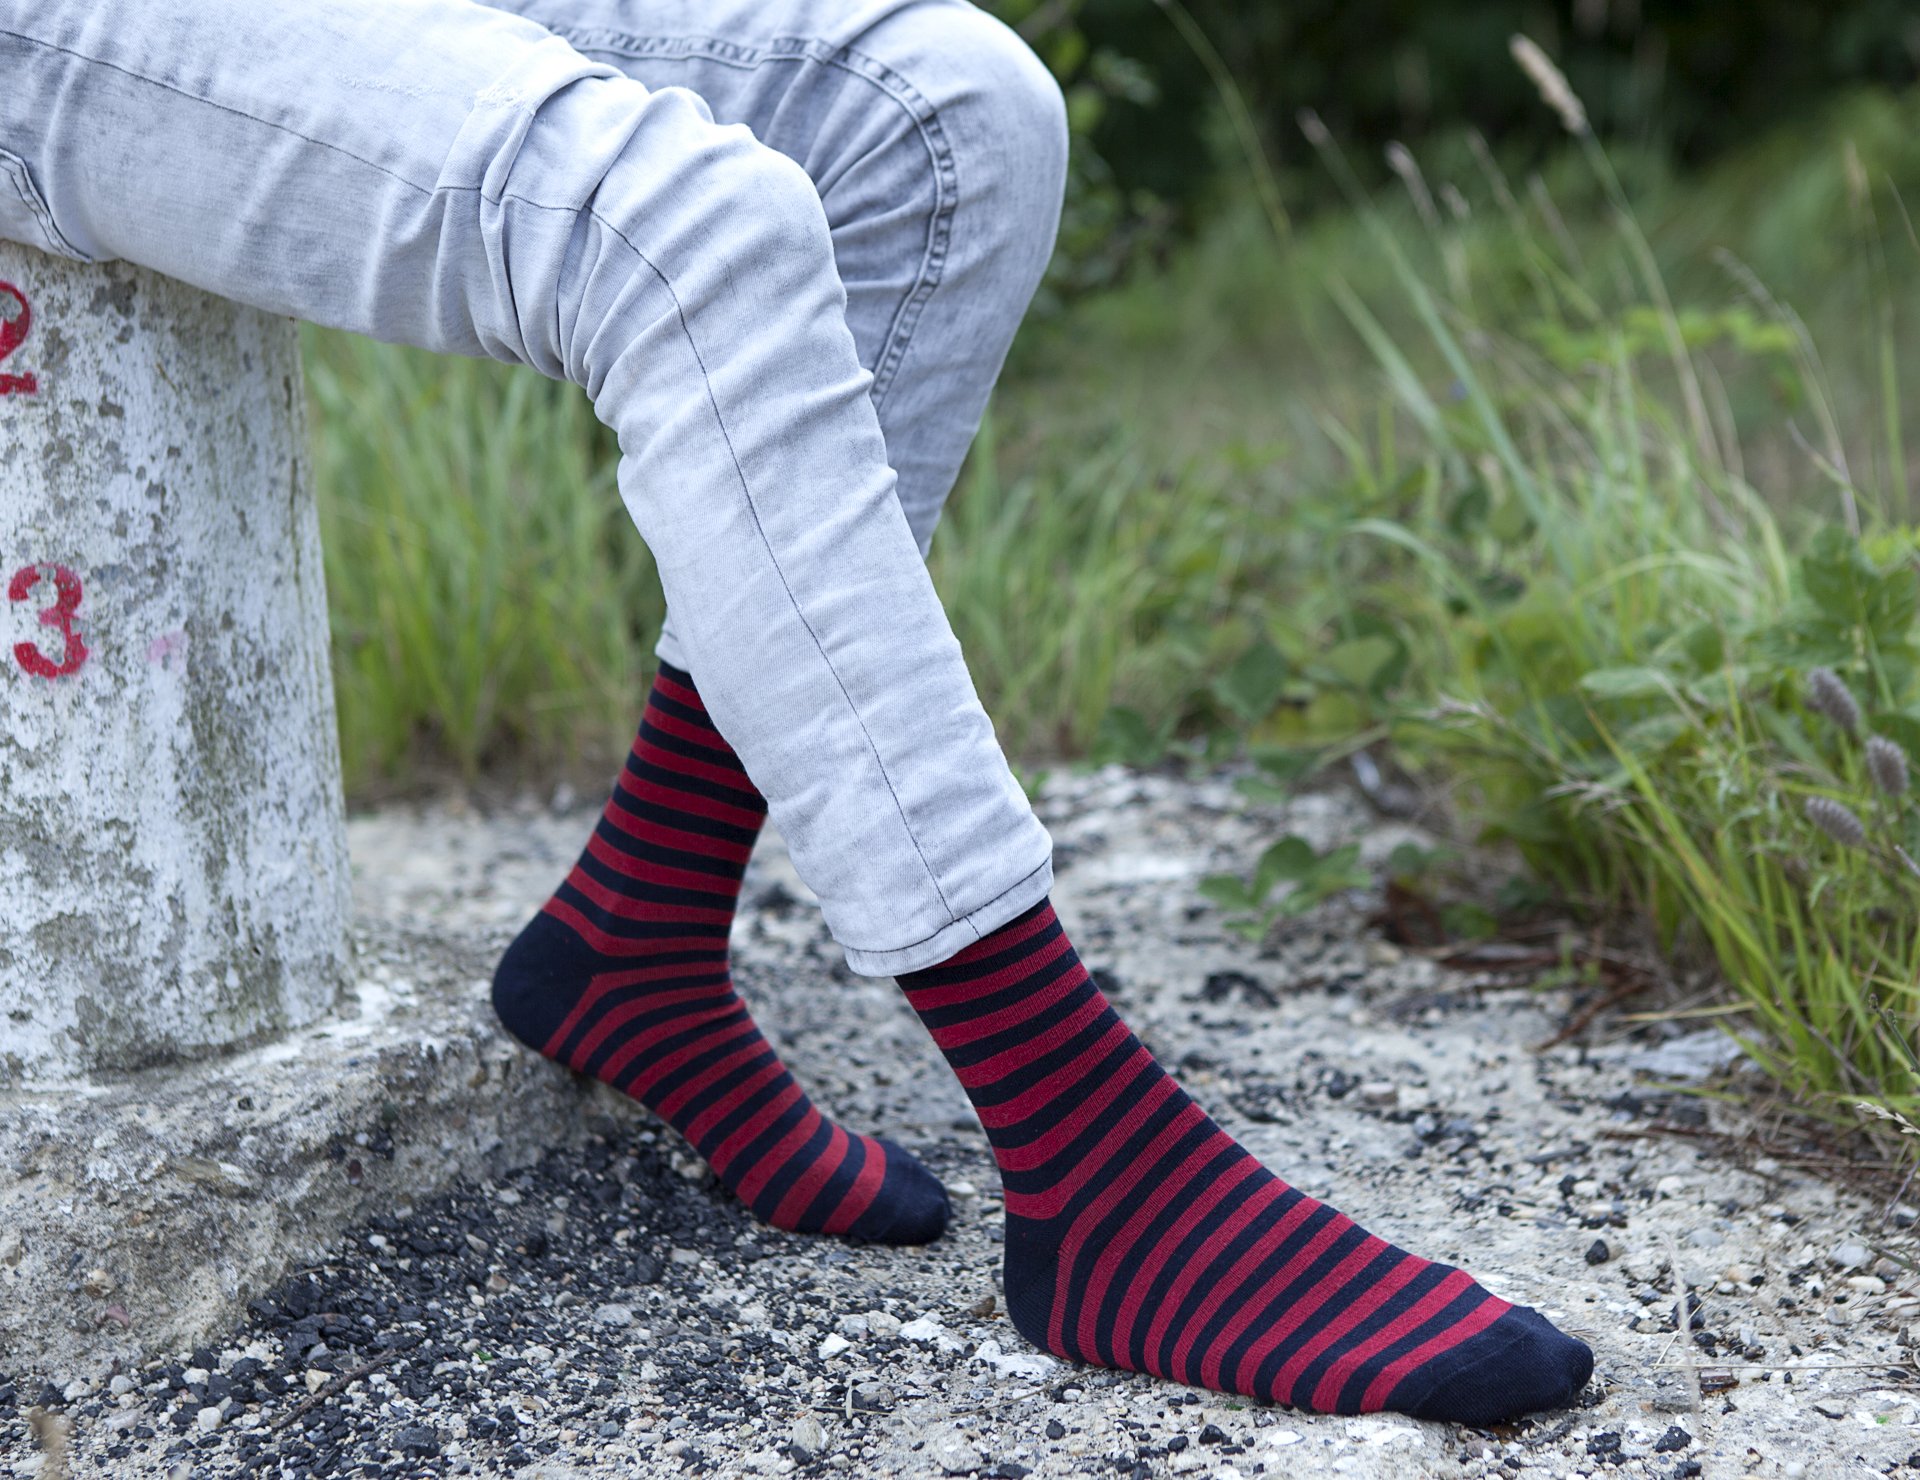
[491,910,598,1059]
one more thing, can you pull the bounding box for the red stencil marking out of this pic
[0,282,37,396]
[9,563,89,678]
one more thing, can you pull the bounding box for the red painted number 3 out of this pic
[9,564,89,679]
[0,281,36,396]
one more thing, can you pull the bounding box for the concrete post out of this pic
[0,248,352,1084]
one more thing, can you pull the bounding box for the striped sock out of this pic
[492,664,948,1244]
[900,900,1594,1422]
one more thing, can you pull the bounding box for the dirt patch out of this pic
[3,769,1916,1477]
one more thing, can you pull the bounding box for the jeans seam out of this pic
[533,27,959,412]
[6,20,967,933]
[0,28,437,196]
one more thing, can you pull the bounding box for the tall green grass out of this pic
[307,332,662,794]
[1178,67,1920,1132]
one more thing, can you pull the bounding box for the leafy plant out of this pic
[1200,835,1372,939]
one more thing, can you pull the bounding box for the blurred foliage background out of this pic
[309,1,1920,1137]
[995,0,1920,294]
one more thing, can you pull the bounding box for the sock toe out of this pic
[844,1140,950,1245]
[1393,1306,1593,1426]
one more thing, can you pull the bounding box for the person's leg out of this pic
[465,5,1595,1420]
[492,662,948,1240]
[0,0,1050,974]
[485,0,1068,559]
[897,903,1596,1423]
[484,0,1065,1234]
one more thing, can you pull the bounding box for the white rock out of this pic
[866,1311,903,1340]
[899,1315,964,1352]
[790,1414,826,1458]
[816,1334,852,1359]
[196,1406,223,1433]
[836,1314,870,1339]
[593,1304,634,1327]
[304,1370,330,1395]
[182,1367,210,1386]
[971,1339,1058,1380]
[928,1433,984,1475]
[1832,1241,1873,1270]
[109,1375,135,1396]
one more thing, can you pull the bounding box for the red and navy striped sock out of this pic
[492,664,948,1244]
[900,901,1593,1422]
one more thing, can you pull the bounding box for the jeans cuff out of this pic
[839,855,1054,977]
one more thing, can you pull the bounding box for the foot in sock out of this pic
[492,664,948,1245]
[899,901,1594,1424]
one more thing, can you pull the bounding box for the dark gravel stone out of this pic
[395,1424,440,1457]
[1585,1238,1611,1265]
[1198,1423,1227,1445]
[1654,1425,1692,1452]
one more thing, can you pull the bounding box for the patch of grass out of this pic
[307,331,661,795]
[1155,70,1920,1134]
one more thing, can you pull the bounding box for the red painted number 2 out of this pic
[0,281,36,396]
[9,564,89,679]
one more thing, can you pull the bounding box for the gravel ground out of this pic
[5,768,1919,1479]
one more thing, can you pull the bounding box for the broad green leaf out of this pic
[1323,635,1399,692]
[1198,874,1258,912]
[1253,836,1320,898]
[1214,639,1290,723]
[1235,776,1297,805]
[1092,706,1172,768]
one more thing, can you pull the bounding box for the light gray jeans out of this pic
[0,0,1064,974]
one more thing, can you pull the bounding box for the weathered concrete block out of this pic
[0,248,351,1083]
